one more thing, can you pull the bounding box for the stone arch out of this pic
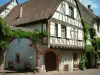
[43,49,60,71]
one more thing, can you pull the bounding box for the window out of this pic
[76,11,80,20]
[61,25,66,38]
[97,23,100,32]
[54,23,58,37]
[16,53,20,63]
[69,6,74,18]
[50,22,58,37]
[43,23,46,31]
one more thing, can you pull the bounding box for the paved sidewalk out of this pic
[5,69,100,75]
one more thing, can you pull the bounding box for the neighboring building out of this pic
[77,1,100,68]
[93,16,100,38]
[5,0,84,72]
[0,0,18,18]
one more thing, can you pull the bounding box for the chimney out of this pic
[88,5,91,9]
[87,5,93,12]
[20,4,23,18]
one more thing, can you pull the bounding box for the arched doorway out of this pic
[45,51,57,71]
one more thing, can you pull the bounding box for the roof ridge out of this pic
[77,1,96,18]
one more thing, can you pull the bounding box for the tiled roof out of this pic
[5,0,62,26]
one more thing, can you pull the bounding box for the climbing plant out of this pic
[0,17,48,49]
[82,17,89,44]
[79,17,95,70]
[79,17,100,70]
[92,37,100,57]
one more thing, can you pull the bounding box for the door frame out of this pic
[73,53,78,69]
[43,48,60,71]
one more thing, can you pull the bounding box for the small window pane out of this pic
[61,25,66,38]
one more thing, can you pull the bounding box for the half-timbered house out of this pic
[5,0,84,72]
[0,0,18,18]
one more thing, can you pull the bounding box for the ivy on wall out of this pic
[0,17,48,49]
[82,17,89,44]
[92,37,100,57]
[79,17,100,70]
[79,17,94,70]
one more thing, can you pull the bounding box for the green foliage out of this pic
[0,17,48,49]
[85,45,95,53]
[81,17,92,69]
[79,54,87,70]
[91,29,96,39]
[79,60,85,70]
[0,41,8,49]
[92,38,100,54]
[82,17,89,44]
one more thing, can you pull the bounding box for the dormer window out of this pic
[69,6,74,18]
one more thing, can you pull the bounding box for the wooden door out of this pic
[45,51,57,71]
[73,54,78,68]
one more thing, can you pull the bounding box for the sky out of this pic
[80,0,100,16]
[0,0,100,16]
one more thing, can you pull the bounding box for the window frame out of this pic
[61,25,66,38]
[97,23,100,32]
[69,6,74,18]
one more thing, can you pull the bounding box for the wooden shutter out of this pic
[74,8,77,19]
[67,26,71,38]
[50,22,55,36]
[65,2,69,15]
[78,30,83,40]
[58,23,61,37]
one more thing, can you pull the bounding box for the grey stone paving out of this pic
[5,69,100,75]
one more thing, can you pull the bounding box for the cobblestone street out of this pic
[0,69,99,75]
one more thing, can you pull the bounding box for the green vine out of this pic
[79,17,100,70]
[92,37,100,57]
[78,17,91,70]
[0,17,48,49]
[82,17,89,44]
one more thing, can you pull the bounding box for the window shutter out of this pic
[58,23,61,37]
[50,22,55,36]
[78,30,83,40]
[67,26,71,38]
[65,2,69,15]
[74,8,77,19]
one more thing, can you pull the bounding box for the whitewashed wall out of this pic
[94,22,100,37]
[59,51,81,71]
[5,38,36,71]
[23,23,43,32]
